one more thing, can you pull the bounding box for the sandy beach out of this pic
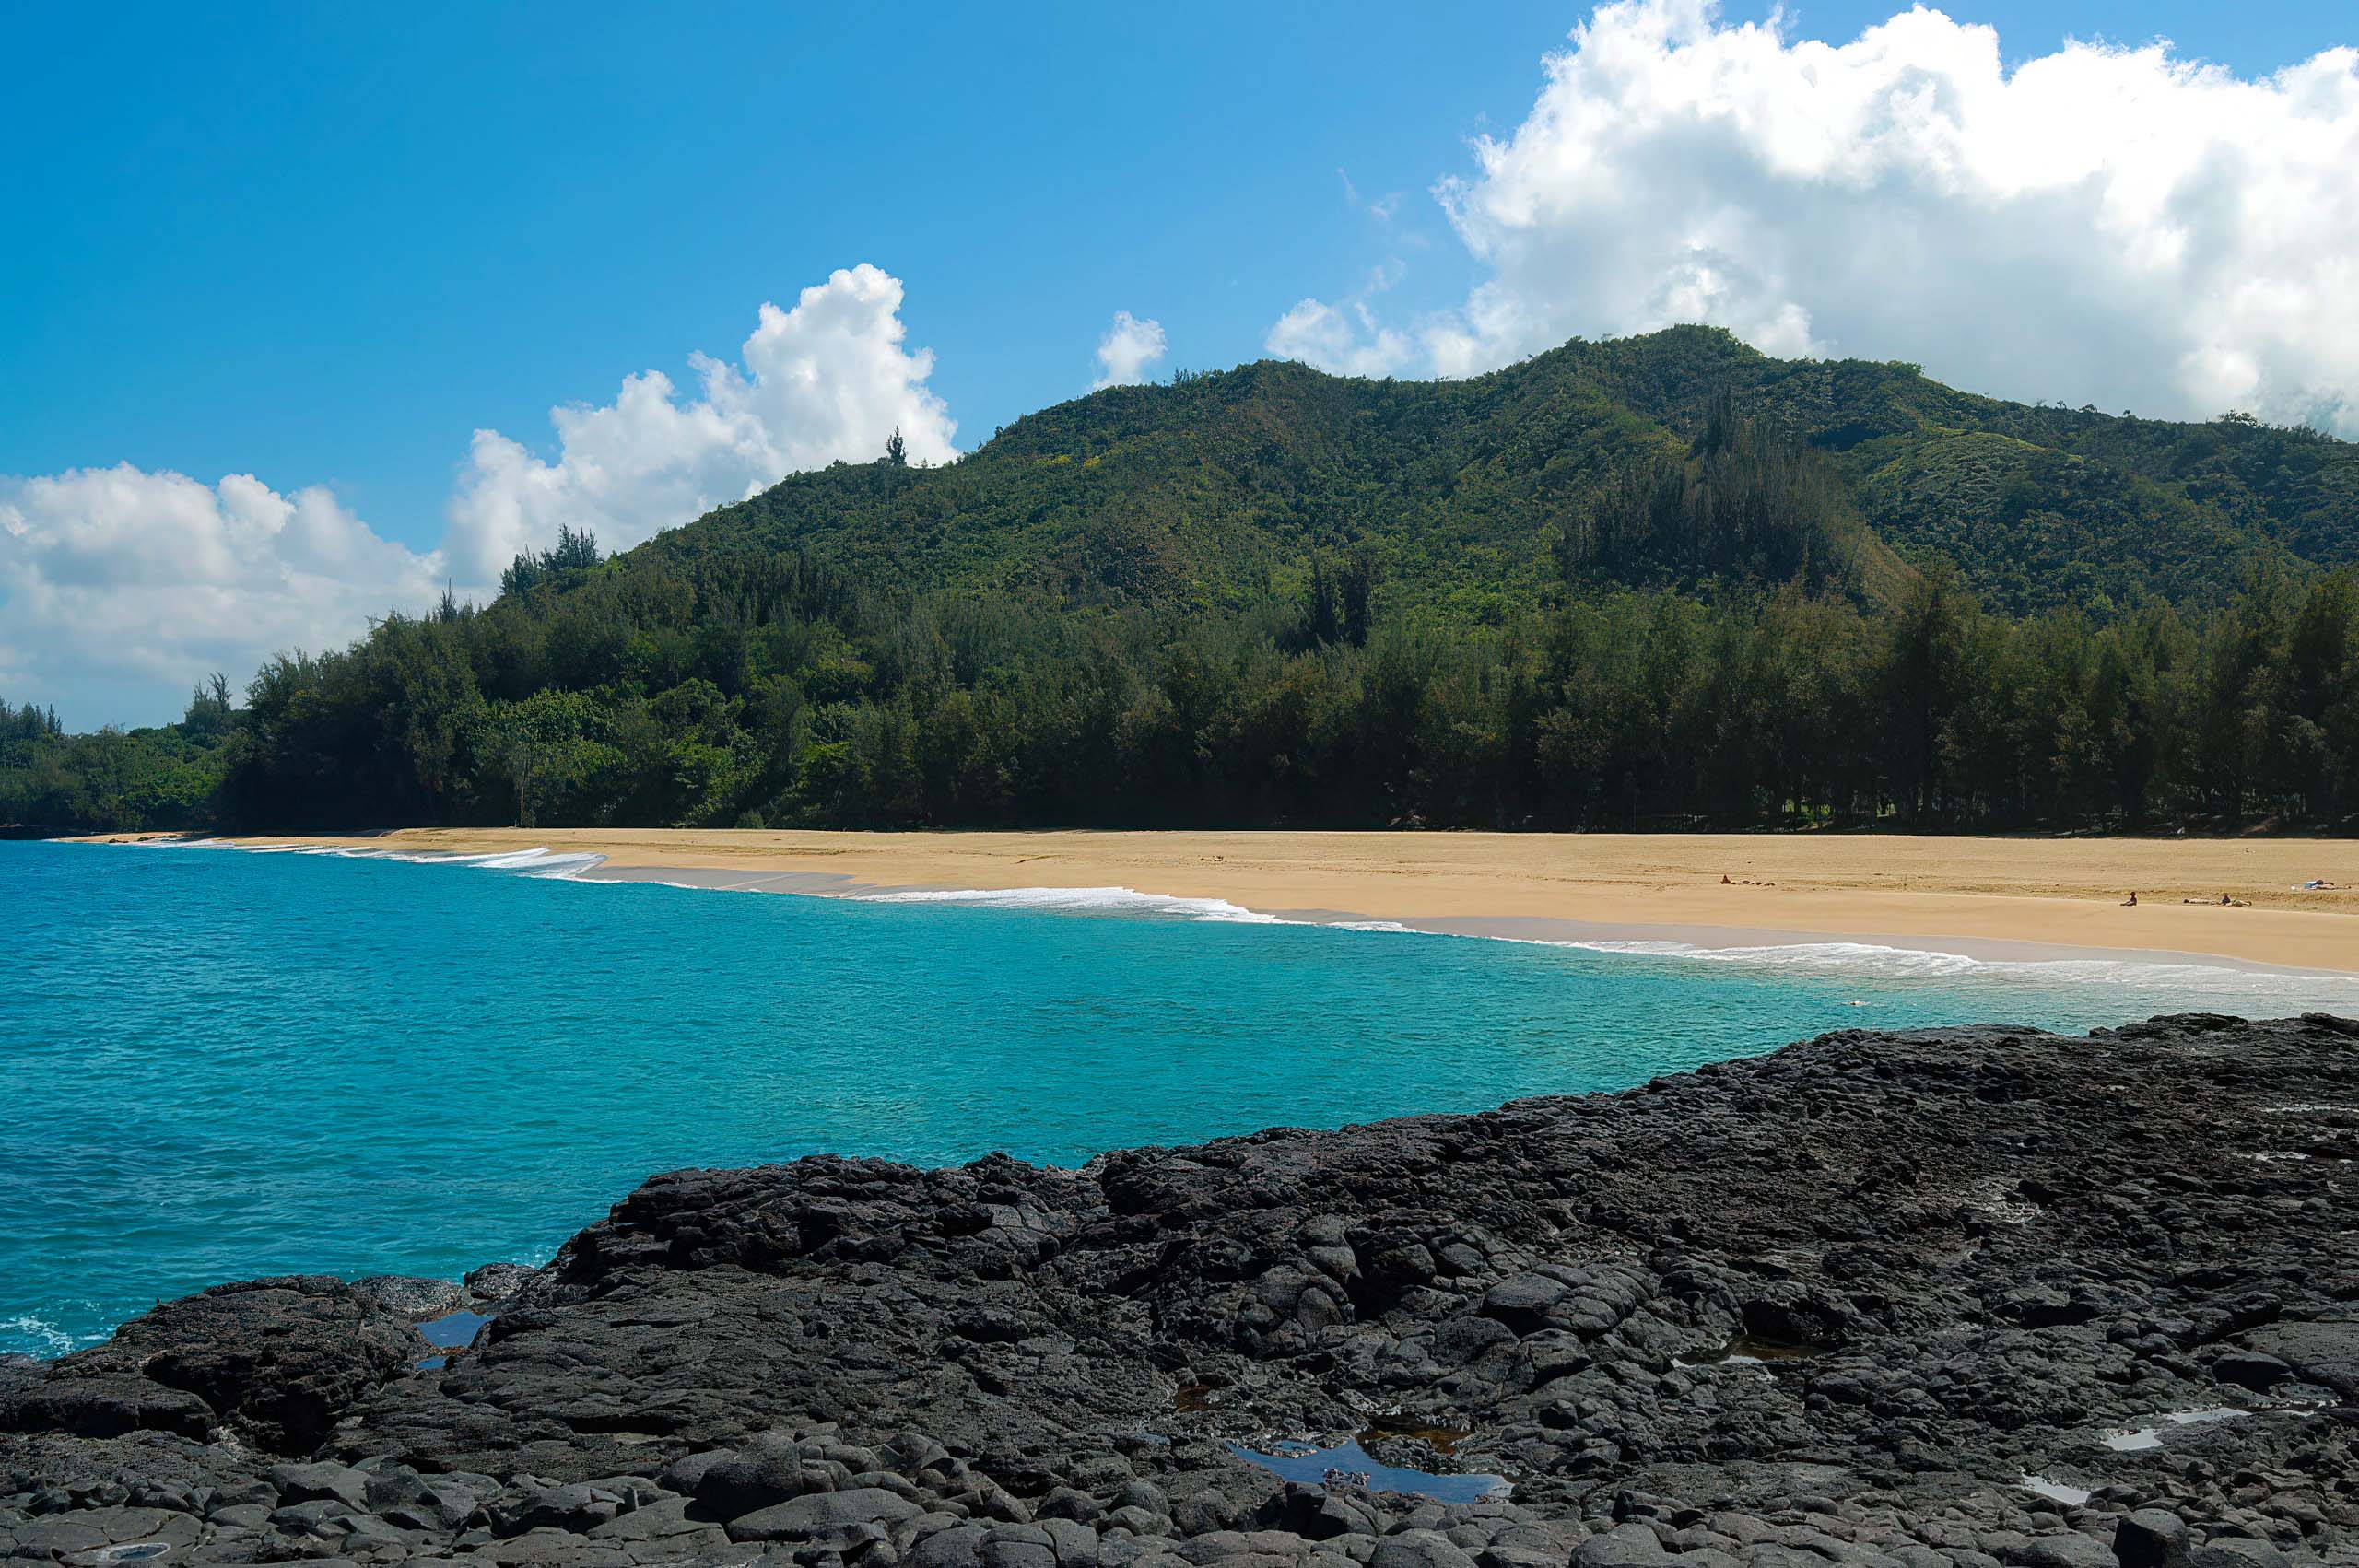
[85,827,2359,976]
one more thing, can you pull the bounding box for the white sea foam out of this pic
[0,1314,82,1356]
[139,839,612,878]
[353,848,542,867]
[1556,938,1986,977]
[333,846,605,877]
[854,885,1282,923]
[465,848,606,878]
[1536,936,2359,1000]
[844,894,2355,1000]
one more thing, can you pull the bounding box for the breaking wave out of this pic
[854,885,1280,923]
[118,841,2357,1001]
[846,886,2354,1002]
[170,844,611,879]
[1497,937,2359,1011]
[0,1314,86,1357]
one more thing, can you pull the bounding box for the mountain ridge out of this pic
[647,325,2359,620]
[11,325,2359,835]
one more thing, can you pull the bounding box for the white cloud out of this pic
[448,264,957,582]
[6,265,957,726]
[1090,310,1168,390]
[1273,1,2359,434]
[0,465,445,727]
[1266,298,1417,380]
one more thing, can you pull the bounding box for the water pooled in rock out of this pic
[415,1307,493,1370]
[2101,1406,2251,1451]
[2020,1476,2093,1507]
[1675,1334,1828,1368]
[1226,1438,1508,1502]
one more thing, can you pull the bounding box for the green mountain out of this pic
[655,325,2358,620]
[13,327,2359,836]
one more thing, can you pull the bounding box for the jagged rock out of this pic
[3,1276,420,1453]
[728,1485,926,1542]
[350,1275,467,1320]
[1570,1523,1668,1566]
[270,1460,372,1511]
[2236,1320,2359,1398]
[696,1431,843,1518]
[467,1262,541,1305]
[2018,1533,2118,1568]
[4,1015,2356,1565]
[2114,1510,2192,1568]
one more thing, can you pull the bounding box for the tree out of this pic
[500,525,602,597]
[1879,565,1975,820]
[885,428,907,467]
[182,673,234,742]
[500,735,540,827]
[550,524,601,571]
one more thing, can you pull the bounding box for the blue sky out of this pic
[5,1,2357,725]
[3,0,2344,551]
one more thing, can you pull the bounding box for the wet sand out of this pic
[80,827,2359,976]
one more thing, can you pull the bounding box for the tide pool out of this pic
[4,837,2350,1358]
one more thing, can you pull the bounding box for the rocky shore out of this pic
[5,1013,2356,1567]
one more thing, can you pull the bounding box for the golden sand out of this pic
[82,827,2359,975]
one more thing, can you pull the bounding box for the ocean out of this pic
[5,836,2351,1359]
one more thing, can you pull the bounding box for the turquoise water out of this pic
[5,837,2351,1358]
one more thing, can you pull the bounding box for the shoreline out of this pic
[73,825,2359,976]
[577,864,2353,978]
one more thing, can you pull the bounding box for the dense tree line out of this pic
[1,678,233,832]
[0,539,2287,835]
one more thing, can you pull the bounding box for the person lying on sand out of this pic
[2122,891,2138,906]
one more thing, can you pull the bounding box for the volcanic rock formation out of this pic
[5,1013,2356,1565]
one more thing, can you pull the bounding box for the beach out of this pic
[90,827,2359,975]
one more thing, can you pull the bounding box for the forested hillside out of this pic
[663,326,2359,618]
[9,328,2359,835]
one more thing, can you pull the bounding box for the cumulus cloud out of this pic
[1090,310,1168,389]
[7,266,957,725]
[1266,298,1417,380]
[1273,0,2359,433]
[0,465,445,726]
[448,264,957,582]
